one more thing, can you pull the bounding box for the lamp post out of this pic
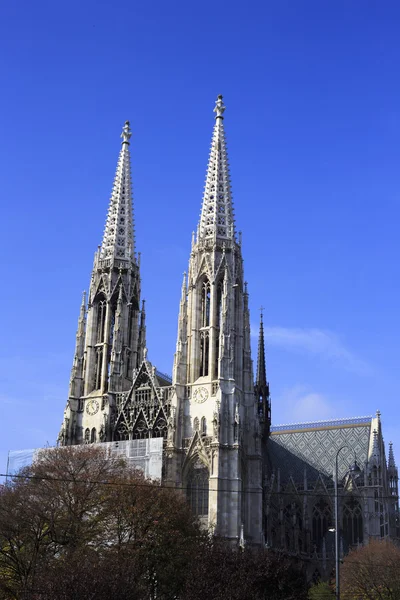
[334,446,361,600]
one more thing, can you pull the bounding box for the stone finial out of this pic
[121,120,132,144]
[214,94,226,119]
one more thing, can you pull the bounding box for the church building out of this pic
[59,96,399,566]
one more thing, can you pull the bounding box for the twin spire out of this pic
[198,95,236,241]
[100,95,236,263]
[100,121,135,263]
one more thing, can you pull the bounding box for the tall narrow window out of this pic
[94,347,103,390]
[201,417,207,436]
[127,302,134,348]
[343,498,363,547]
[187,459,209,517]
[84,428,90,443]
[91,428,97,443]
[200,331,209,377]
[216,281,223,329]
[214,280,223,378]
[96,298,107,343]
[312,499,332,551]
[201,280,211,327]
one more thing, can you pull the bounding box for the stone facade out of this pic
[59,96,398,554]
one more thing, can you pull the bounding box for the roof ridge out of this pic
[271,415,373,431]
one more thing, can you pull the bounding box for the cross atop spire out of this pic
[100,121,135,263]
[198,95,236,241]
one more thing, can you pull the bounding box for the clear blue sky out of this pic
[1,1,399,474]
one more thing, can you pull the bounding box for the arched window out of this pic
[343,497,363,546]
[153,416,167,439]
[283,504,294,551]
[187,459,209,517]
[116,425,129,441]
[216,280,223,329]
[96,298,107,343]
[312,499,332,550]
[94,347,103,390]
[201,280,211,327]
[201,417,207,436]
[127,302,134,348]
[200,331,209,377]
[214,280,223,378]
[132,419,148,439]
[84,428,90,443]
[90,428,97,443]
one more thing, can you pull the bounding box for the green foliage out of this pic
[308,581,334,599]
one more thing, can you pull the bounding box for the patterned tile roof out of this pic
[268,416,373,483]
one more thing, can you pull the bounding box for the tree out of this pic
[340,539,400,600]
[181,541,308,600]
[0,445,203,600]
[0,445,309,599]
[308,581,334,599]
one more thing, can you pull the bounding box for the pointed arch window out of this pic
[187,459,209,517]
[216,280,223,329]
[153,415,167,439]
[343,497,363,547]
[214,279,223,378]
[201,417,207,436]
[84,428,90,444]
[94,347,103,390]
[96,298,107,343]
[91,428,97,443]
[132,419,148,440]
[127,302,134,348]
[312,499,332,550]
[200,331,209,377]
[201,280,211,328]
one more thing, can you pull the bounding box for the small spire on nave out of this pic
[389,441,396,468]
[256,308,267,390]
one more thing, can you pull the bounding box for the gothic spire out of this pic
[255,308,270,437]
[100,121,135,262]
[389,442,396,468]
[198,95,236,241]
[256,310,267,390]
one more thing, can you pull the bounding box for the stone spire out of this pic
[389,442,396,468]
[100,121,135,262]
[69,290,87,398]
[256,309,267,391]
[198,95,236,241]
[255,309,271,437]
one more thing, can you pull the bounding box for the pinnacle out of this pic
[255,311,267,390]
[100,122,135,263]
[198,95,236,241]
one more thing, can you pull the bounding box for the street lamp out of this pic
[334,446,361,600]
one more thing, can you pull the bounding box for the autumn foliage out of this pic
[340,539,400,600]
[0,445,307,599]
